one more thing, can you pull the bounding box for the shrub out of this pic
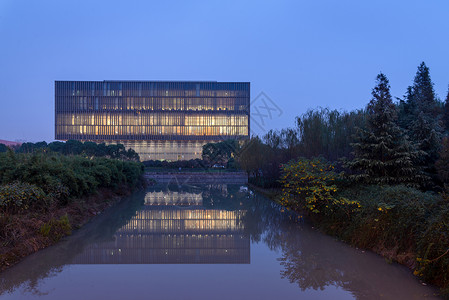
[415,195,449,294]
[279,157,359,214]
[0,182,50,214]
[335,185,437,251]
[0,152,144,204]
[39,215,72,242]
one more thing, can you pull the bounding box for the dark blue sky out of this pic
[1,0,448,142]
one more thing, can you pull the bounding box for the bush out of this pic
[334,185,437,251]
[0,182,50,214]
[0,152,144,207]
[39,215,72,242]
[279,157,359,214]
[415,194,449,294]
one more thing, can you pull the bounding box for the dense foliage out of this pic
[296,108,366,161]
[0,140,140,161]
[436,137,449,184]
[279,157,360,215]
[0,182,49,214]
[0,151,144,212]
[202,140,239,167]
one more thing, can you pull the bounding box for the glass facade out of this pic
[55,81,250,160]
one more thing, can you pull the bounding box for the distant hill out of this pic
[0,139,22,147]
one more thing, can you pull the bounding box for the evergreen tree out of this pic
[409,111,442,165]
[405,62,443,175]
[347,73,423,185]
[435,137,449,184]
[399,62,441,128]
[443,85,449,132]
[397,86,415,130]
[411,62,438,116]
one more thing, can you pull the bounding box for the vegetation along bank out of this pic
[0,148,144,271]
[195,62,449,297]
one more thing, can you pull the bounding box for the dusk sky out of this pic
[1,0,448,142]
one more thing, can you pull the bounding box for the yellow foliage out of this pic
[279,157,360,214]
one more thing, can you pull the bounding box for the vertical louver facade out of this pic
[55,81,250,160]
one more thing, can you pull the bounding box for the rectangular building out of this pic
[55,81,250,161]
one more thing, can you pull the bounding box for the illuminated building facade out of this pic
[55,81,250,161]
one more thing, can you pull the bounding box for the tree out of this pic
[280,128,300,161]
[347,73,423,185]
[399,62,441,126]
[202,140,238,167]
[409,111,443,166]
[403,62,443,176]
[435,137,449,184]
[296,108,365,161]
[263,129,282,150]
[238,137,267,176]
[63,140,84,155]
[411,62,439,115]
[443,86,449,132]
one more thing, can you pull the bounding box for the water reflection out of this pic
[72,187,250,264]
[0,184,440,299]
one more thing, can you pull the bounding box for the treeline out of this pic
[0,140,140,161]
[236,62,449,189]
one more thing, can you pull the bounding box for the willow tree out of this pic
[347,73,424,185]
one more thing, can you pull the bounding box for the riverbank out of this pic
[0,152,145,272]
[144,171,248,184]
[0,186,139,271]
[248,183,281,199]
[250,184,449,297]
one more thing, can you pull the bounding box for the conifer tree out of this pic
[409,111,442,165]
[411,62,437,115]
[435,137,449,184]
[399,62,441,126]
[397,86,415,130]
[348,73,423,185]
[443,86,449,132]
[406,62,443,172]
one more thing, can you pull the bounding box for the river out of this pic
[0,184,440,299]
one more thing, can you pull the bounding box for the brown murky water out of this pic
[0,185,441,299]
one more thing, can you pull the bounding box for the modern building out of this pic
[55,81,250,161]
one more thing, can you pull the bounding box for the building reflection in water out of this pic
[72,188,249,264]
